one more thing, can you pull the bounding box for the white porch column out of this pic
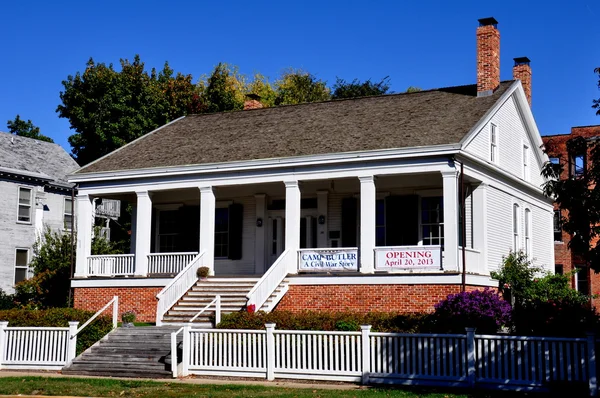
[317,190,328,248]
[359,176,376,274]
[74,194,93,277]
[284,181,301,274]
[254,194,266,274]
[472,183,488,273]
[442,170,460,271]
[199,186,216,275]
[134,191,152,276]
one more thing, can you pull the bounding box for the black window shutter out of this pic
[228,203,243,260]
[341,197,358,247]
[396,195,419,246]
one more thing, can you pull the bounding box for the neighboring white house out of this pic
[68,18,555,324]
[0,132,79,293]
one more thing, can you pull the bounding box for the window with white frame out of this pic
[17,187,32,223]
[14,248,29,284]
[513,203,520,251]
[524,208,531,255]
[490,123,498,163]
[421,197,444,245]
[64,197,73,230]
[523,144,529,181]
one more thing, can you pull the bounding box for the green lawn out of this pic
[0,376,544,398]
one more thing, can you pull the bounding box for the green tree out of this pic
[274,70,330,105]
[6,115,54,143]
[405,86,422,93]
[57,55,202,165]
[331,77,391,99]
[199,63,246,113]
[14,227,120,308]
[247,73,277,107]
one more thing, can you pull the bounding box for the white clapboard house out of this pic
[69,18,554,324]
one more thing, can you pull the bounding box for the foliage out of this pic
[14,227,120,309]
[217,311,434,333]
[199,63,246,113]
[492,251,598,336]
[0,308,112,354]
[405,86,422,93]
[57,55,202,165]
[433,289,512,334]
[0,289,16,310]
[331,77,391,99]
[594,67,600,115]
[274,69,331,105]
[196,266,210,278]
[247,73,277,107]
[121,311,136,323]
[6,115,54,143]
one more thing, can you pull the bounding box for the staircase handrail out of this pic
[74,296,119,337]
[246,249,291,311]
[156,251,206,326]
[189,295,221,325]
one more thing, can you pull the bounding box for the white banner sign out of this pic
[298,249,358,272]
[375,246,441,270]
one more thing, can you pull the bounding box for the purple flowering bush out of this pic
[433,288,512,334]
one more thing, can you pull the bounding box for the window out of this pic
[215,207,229,258]
[555,264,564,275]
[376,199,386,246]
[64,197,73,230]
[157,210,179,252]
[524,208,531,255]
[17,187,32,223]
[421,197,444,245]
[575,266,589,295]
[569,153,585,177]
[553,210,563,242]
[549,157,560,165]
[14,249,29,284]
[513,203,520,251]
[522,144,529,181]
[490,123,498,163]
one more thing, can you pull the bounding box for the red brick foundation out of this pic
[276,284,483,313]
[73,287,162,323]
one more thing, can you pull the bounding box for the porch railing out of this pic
[87,254,135,276]
[148,252,198,275]
[247,249,291,311]
[155,251,206,326]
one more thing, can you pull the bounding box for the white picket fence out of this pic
[0,321,78,370]
[173,325,599,395]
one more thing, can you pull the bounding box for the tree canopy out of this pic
[6,115,54,143]
[593,67,600,115]
[58,55,398,165]
[331,77,390,99]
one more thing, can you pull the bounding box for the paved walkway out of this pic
[0,369,365,392]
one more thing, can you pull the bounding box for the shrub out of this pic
[0,289,16,310]
[197,266,210,278]
[121,311,136,323]
[217,311,434,333]
[433,288,512,334]
[0,308,113,355]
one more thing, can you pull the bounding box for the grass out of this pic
[0,376,546,398]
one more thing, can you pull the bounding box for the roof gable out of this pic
[77,81,515,175]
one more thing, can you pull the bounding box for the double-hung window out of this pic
[513,203,520,251]
[490,123,498,163]
[421,197,444,245]
[64,197,73,230]
[214,207,229,258]
[14,249,29,284]
[17,187,32,223]
[524,208,531,256]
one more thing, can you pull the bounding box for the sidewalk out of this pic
[0,369,365,391]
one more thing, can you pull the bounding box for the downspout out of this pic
[69,185,76,307]
[460,162,467,293]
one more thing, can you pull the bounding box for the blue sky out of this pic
[1,0,599,153]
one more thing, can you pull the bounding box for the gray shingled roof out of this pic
[77,81,515,174]
[0,132,79,187]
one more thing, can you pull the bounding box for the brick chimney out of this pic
[513,57,532,106]
[476,17,500,97]
[243,93,264,110]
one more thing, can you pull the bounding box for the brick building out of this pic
[542,125,600,308]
